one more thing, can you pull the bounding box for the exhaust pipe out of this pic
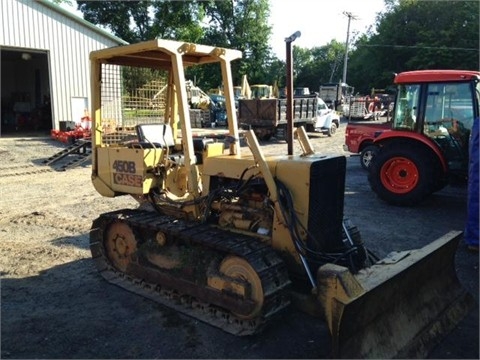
[317,230,474,358]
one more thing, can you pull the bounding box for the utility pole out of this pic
[342,11,358,85]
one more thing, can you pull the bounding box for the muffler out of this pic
[316,230,475,358]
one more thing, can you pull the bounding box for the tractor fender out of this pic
[373,131,448,173]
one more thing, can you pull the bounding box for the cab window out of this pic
[393,84,420,130]
[425,82,474,132]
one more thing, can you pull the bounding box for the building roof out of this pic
[36,0,128,45]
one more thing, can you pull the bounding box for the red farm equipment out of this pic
[369,70,479,206]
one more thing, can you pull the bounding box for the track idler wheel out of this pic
[104,222,137,272]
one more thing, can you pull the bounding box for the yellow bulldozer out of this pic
[88,39,474,358]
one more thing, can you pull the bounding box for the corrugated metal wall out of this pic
[0,0,126,130]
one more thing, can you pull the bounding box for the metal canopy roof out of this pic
[90,39,243,69]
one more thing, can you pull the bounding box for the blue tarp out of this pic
[465,117,479,247]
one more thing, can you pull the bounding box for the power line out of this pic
[359,44,479,52]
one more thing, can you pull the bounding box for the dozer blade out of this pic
[316,230,475,359]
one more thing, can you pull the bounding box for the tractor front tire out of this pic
[368,144,437,206]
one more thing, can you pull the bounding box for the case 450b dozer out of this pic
[88,40,473,358]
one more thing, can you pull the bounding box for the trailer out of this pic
[238,96,339,140]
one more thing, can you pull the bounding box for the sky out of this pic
[62,0,386,59]
[269,0,385,59]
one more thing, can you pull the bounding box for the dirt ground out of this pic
[1,121,478,359]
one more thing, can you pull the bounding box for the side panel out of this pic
[278,97,317,123]
[275,155,346,252]
[238,99,278,128]
[274,158,313,229]
[95,147,163,195]
[238,97,318,128]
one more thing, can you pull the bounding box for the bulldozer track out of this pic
[90,209,292,335]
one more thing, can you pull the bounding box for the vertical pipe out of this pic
[286,41,293,155]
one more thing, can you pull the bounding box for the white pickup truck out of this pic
[307,97,341,136]
[238,95,340,140]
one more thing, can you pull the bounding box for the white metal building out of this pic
[0,0,127,136]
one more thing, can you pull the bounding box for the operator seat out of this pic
[136,123,175,149]
[131,123,216,164]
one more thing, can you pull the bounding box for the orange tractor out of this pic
[369,70,479,206]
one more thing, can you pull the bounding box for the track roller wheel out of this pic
[104,222,137,272]
[219,256,264,319]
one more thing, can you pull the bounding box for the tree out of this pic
[198,0,273,88]
[76,0,273,91]
[76,1,205,44]
[63,0,480,97]
[77,1,151,43]
[348,0,479,94]
[288,40,346,93]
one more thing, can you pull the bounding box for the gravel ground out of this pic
[1,120,478,359]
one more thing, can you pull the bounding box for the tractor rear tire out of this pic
[368,144,437,206]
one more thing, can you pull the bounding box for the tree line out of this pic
[73,0,479,96]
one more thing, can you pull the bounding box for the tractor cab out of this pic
[391,78,478,175]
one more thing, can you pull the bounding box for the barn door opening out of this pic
[0,48,52,136]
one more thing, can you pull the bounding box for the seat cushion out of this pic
[136,124,175,148]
